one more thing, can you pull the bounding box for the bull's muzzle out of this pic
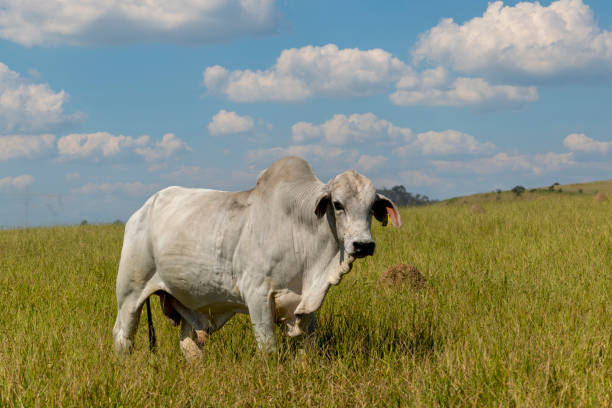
[352,240,376,258]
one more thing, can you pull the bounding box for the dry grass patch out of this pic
[594,191,608,203]
[378,263,427,290]
[469,204,486,214]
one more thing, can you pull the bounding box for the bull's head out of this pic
[315,170,402,258]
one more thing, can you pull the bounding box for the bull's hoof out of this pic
[194,330,209,347]
[180,337,203,362]
[112,328,134,357]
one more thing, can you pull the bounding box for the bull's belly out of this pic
[195,302,249,315]
[168,287,246,313]
[156,261,245,311]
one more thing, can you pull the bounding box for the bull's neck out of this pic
[281,179,356,302]
[284,181,325,226]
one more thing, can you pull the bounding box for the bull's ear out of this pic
[373,193,402,228]
[314,191,330,218]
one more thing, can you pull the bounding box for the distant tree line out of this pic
[376,185,437,207]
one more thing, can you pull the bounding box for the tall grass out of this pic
[1,195,610,406]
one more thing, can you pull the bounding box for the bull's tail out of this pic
[146,298,157,352]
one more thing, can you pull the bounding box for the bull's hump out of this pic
[256,156,318,190]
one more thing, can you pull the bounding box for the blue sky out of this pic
[0,0,611,226]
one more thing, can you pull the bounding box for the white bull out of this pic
[112,156,401,358]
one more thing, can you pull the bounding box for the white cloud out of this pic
[433,152,575,175]
[373,170,441,190]
[0,0,279,46]
[0,174,34,190]
[398,170,439,187]
[0,134,55,160]
[412,0,612,81]
[57,131,149,159]
[204,44,409,102]
[247,144,358,164]
[533,152,576,174]
[208,110,255,135]
[166,165,258,190]
[563,133,611,154]
[390,77,538,108]
[395,66,449,90]
[12,174,35,189]
[419,66,451,89]
[0,62,19,87]
[65,172,80,181]
[57,131,189,163]
[292,113,411,145]
[71,182,158,196]
[398,129,495,155]
[291,121,321,143]
[204,43,541,109]
[0,62,79,133]
[134,133,191,162]
[356,154,386,172]
[167,165,219,182]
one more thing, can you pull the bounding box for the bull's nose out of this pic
[352,241,376,257]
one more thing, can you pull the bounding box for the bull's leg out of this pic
[207,312,235,334]
[113,213,156,355]
[112,293,143,355]
[307,312,317,334]
[179,319,203,362]
[172,303,207,361]
[246,293,277,353]
[299,312,318,354]
[177,310,235,361]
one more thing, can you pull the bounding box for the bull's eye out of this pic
[333,201,344,211]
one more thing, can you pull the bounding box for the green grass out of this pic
[1,195,611,406]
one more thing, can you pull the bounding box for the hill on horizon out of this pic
[442,179,612,205]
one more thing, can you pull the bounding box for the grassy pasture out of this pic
[1,194,610,406]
